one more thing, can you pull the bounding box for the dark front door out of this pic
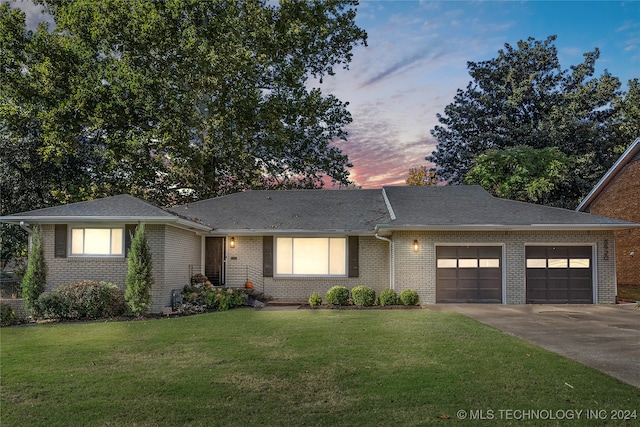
[526,246,593,303]
[205,237,225,285]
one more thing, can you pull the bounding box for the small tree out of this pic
[21,225,47,310]
[125,224,154,315]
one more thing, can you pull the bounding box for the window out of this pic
[276,237,346,276]
[71,228,124,256]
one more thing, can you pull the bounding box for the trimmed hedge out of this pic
[351,286,376,307]
[308,292,323,308]
[325,286,349,306]
[34,280,126,320]
[1,303,17,327]
[399,289,419,306]
[378,289,399,306]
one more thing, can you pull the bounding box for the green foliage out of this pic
[0,303,17,326]
[378,289,399,306]
[1,1,367,211]
[125,224,153,316]
[182,285,245,312]
[33,280,125,320]
[308,292,323,308]
[399,289,419,306]
[350,286,376,307]
[325,286,349,306]
[20,225,46,310]
[428,35,637,209]
[464,145,573,203]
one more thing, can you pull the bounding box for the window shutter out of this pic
[263,236,273,277]
[348,236,359,277]
[54,224,67,258]
[125,224,137,256]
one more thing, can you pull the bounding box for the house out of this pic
[2,186,638,312]
[577,137,640,288]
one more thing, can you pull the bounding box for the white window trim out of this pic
[274,236,348,278]
[68,225,126,258]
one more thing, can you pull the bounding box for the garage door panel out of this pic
[526,246,593,304]
[436,246,503,303]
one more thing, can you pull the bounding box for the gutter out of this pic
[20,221,33,250]
[375,233,395,290]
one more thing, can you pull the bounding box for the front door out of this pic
[205,237,225,285]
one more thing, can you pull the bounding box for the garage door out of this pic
[436,246,502,303]
[526,246,593,304]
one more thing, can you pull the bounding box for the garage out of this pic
[436,246,503,303]
[526,246,593,303]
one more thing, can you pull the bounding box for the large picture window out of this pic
[71,228,124,256]
[276,237,346,276]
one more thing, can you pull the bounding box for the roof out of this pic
[577,138,640,212]
[169,189,391,234]
[1,194,210,231]
[378,185,636,232]
[2,187,636,235]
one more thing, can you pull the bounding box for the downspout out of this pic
[20,221,34,250]
[375,234,394,290]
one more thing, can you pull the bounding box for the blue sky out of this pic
[13,0,640,188]
[322,0,640,187]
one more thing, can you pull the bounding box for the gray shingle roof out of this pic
[380,185,635,229]
[169,189,391,233]
[4,195,175,219]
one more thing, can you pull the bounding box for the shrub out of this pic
[204,287,245,311]
[325,286,349,306]
[190,273,209,286]
[351,286,376,307]
[125,224,154,316]
[34,280,125,320]
[308,292,322,308]
[399,289,419,306]
[1,303,17,327]
[21,225,47,310]
[378,289,399,306]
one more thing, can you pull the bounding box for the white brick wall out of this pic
[392,230,616,304]
[226,235,389,301]
[40,224,202,313]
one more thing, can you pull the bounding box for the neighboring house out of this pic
[2,186,638,311]
[577,137,640,288]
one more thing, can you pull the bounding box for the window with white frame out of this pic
[71,228,124,256]
[276,237,346,276]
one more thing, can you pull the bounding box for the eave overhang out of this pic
[0,216,212,232]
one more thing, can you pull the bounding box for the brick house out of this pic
[3,186,638,311]
[577,137,640,288]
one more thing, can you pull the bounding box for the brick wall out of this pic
[40,224,202,313]
[42,224,129,291]
[392,230,616,304]
[587,158,640,286]
[227,235,389,301]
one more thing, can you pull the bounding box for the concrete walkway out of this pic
[425,304,640,388]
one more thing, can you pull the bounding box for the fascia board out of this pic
[208,228,377,236]
[577,137,640,212]
[0,216,211,232]
[375,223,640,232]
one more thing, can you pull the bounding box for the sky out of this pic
[319,0,640,187]
[12,0,640,188]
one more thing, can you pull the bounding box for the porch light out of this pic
[413,240,419,252]
[230,237,235,248]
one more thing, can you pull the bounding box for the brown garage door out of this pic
[436,246,502,303]
[526,246,593,304]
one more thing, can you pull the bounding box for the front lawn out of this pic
[2,310,638,426]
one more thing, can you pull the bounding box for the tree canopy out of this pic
[405,165,437,186]
[0,0,366,262]
[427,35,638,208]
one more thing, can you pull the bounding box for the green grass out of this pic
[1,310,638,426]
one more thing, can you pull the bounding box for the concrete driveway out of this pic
[425,304,640,388]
